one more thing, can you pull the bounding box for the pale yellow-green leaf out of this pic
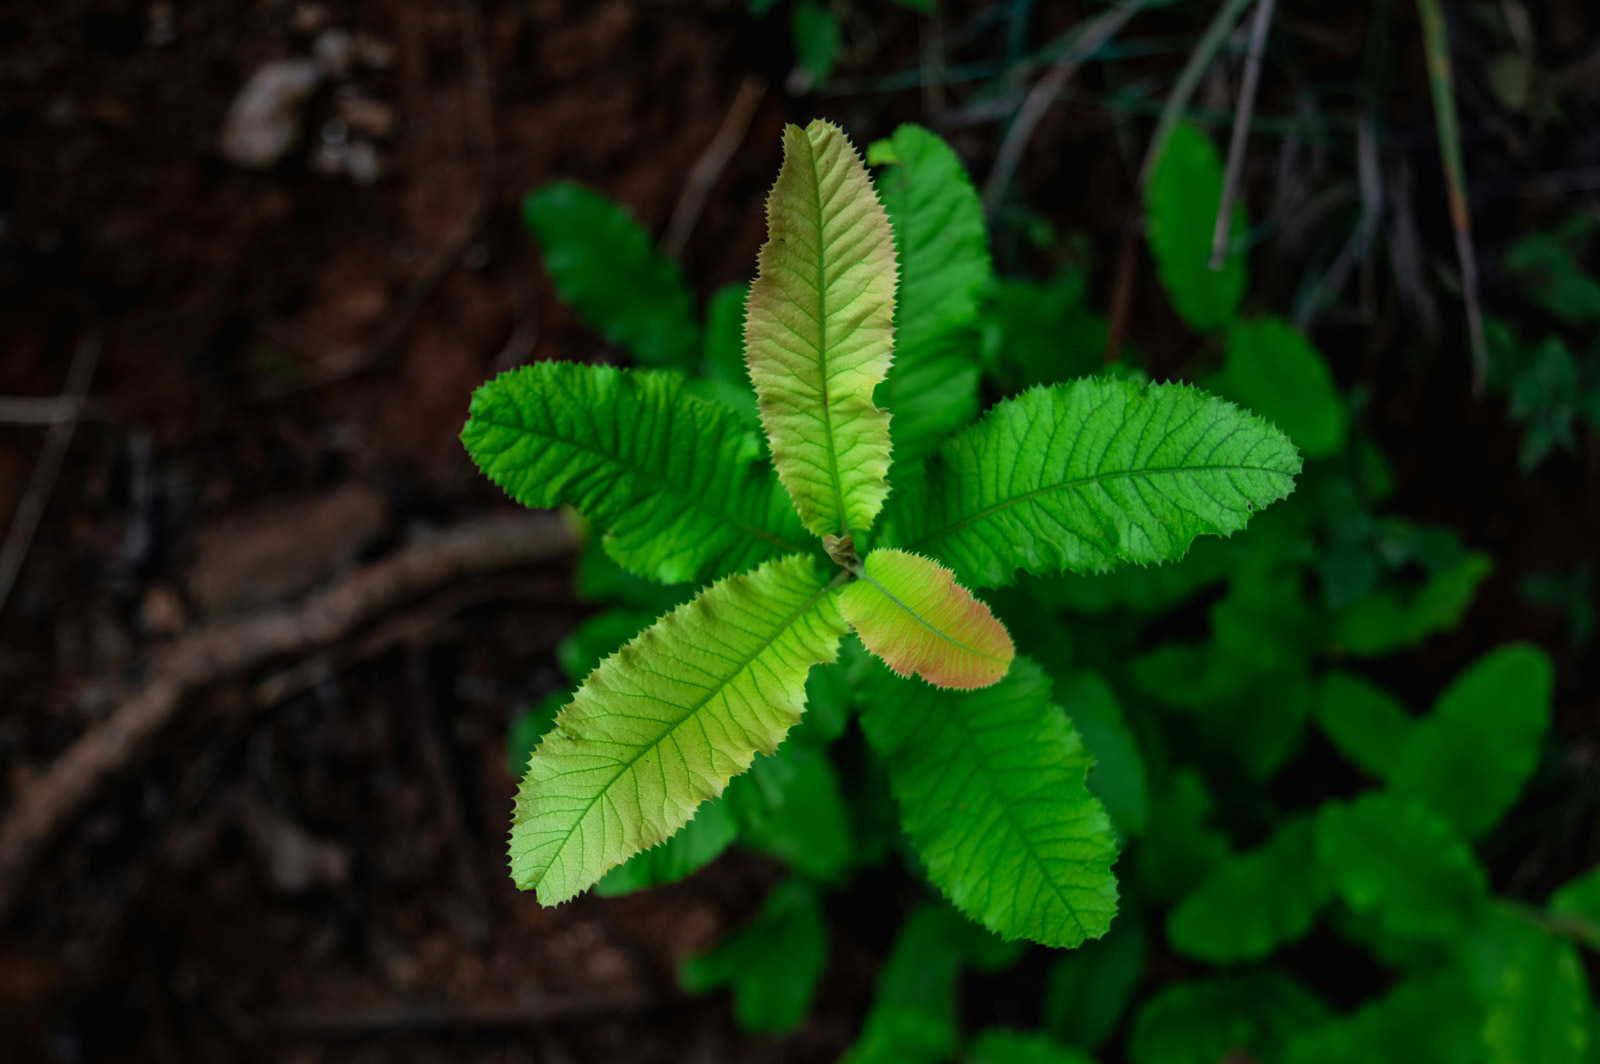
[746,119,897,538]
[510,553,848,905]
[840,548,1014,689]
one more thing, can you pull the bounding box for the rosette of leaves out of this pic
[462,119,1301,948]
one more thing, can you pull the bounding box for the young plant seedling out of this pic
[462,119,1301,948]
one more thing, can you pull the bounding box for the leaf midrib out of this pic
[854,568,1006,664]
[804,132,850,536]
[903,462,1293,551]
[932,686,1093,940]
[531,573,839,892]
[475,412,805,555]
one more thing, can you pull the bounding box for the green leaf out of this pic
[723,742,806,828]
[736,742,853,881]
[1314,671,1414,780]
[1144,123,1247,333]
[1195,672,1314,781]
[858,657,1119,948]
[791,0,842,88]
[843,704,908,868]
[1314,794,1487,943]
[1133,569,1317,779]
[1284,970,1484,1064]
[680,880,828,1033]
[1031,535,1233,617]
[841,549,1016,690]
[953,917,1029,972]
[1486,320,1588,471]
[889,378,1301,588]
[1129,971,1330,1064]
[968,1029,1097,1064]
[522,182,699,368]
[1209,567,1318,676]
[1389,643,1554,838]
[1460,900,1555,998]
[595,798,738,895]
[1133,769,1229,904]
[1043,915,1148,1051]
[1330,551,1492,657]
[697,282,760,426]
[796,655,854,744]
[747,120,897,537]
[1549,865,1600,950]
[1521,565,1596,648]
[1218,317,1348,460]
[979,272,1109,395]
[1167,816,1326,964]
[842,904,966,1064]
[463,362,808,585]
[1056,670,1147,837]
[1506,215,1600,325]
[873,124,990,462]
[557,608,654,680]
[571,523,685,611]
[1484,931,1592,1064]
[1511,336,1584,470]
[509,553,847,904]
[986,583,1076,665]
[1325,904,1453,972]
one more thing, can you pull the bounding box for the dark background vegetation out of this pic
[1,0,1597,1060]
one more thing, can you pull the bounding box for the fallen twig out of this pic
[0,513,577,921]
[662,74,766,261]
[1209,0,1277,270]
[981,0,1148,213]
[249,573,565,706]
[0,334,101,616]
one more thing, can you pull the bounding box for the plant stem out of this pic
[1210,0,1277,270]
[1416,0,1489,395]
[982,0,1149,213]
[1138,0,1257,187]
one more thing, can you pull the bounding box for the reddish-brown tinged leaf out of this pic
[840,548,1013,689]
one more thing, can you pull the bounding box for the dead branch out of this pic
[0,512,577,921]
[248,573,565,706]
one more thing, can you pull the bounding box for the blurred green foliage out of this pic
[1488,216,1600,469]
